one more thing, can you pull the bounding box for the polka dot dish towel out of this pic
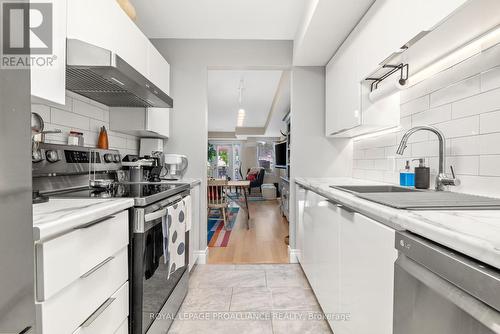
[165,199,186,279]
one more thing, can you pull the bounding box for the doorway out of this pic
[206,69,291,264]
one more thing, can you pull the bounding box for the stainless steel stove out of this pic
[53,182,189,206]
[33,143,190,334]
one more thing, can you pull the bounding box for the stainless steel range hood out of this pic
[66,39,173,108]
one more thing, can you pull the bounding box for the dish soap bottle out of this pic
[400,160,415,187]
[413,158,430,189]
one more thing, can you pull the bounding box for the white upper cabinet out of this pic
[110,107,170,138]
[66,0,171,97]
[148,44,171,95]
[30,0,67,105]
[67,0,148,77]
[325,0,467,137]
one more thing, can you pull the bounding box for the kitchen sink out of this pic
[331,185,500,210]
[330,185,421,193]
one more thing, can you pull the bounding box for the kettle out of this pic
[162,154,188,180]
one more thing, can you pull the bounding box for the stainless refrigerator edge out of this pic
[0,37,36,334]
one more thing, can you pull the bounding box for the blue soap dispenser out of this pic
[400,160,415,187]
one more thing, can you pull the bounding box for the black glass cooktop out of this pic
[53,182,189,206]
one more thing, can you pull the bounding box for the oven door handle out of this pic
[397,256,500,331]
[144,208,168,223]
[143,195,184,223]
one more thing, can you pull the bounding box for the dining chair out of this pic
[207,179,230,230]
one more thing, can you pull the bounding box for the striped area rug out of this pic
[207,207,239,247]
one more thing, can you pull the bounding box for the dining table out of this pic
[227,180,251,228]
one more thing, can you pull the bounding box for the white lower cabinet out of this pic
[297,187,397,334]
[337,209,397,334]
[35,210,130,334]
[72,282,129,334]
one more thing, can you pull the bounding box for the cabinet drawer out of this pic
[114,318,129,334]
[36,210,129,301]
[36,247,128,334]
[72,282,129,334]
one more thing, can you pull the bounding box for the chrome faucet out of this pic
[396,125,460,191]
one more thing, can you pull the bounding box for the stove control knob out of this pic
[114,154,121,163]
[45,150,60,163]
[104,153,114,163]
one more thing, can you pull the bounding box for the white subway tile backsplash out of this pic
[480,155,500,176]
[353,149,364,159]
[73,99,105,120]
[373,159,391,171]
[452,87,500,119]
[126,138,140,151]
[453,175,500,198]
[430,75,480,107]
[354,159,374,169]
[31,104,51,123]
[479,133,500,155]
[354,50,500,197]
[449,136,480,156]
[89,118,109,133]
[400,95,429,117]
[411,105,451,126]
[109,135,128,150]
[364,147,385,159]
[411,140,440,157]
[51,108,90,130]
[434,116,480,139]
[480,110,500,134]
[481,66,500,92]
[352,169,366,180]
[446,156,479,176]
[35,91,139,154]
[400,82,432,104]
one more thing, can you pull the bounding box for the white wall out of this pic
[289,66,353,248]
[353,41,500,198]
[151,39,293,257]
[31,91,140,155]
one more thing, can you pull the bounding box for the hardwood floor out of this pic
[208,199,289,264]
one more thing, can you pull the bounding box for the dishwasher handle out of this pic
[397,255,500,332]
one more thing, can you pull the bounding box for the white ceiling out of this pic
[293,0,376,65]
[207,70,288,134]
[132,0,308,40]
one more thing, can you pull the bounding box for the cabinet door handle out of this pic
[76,215,115,229]
[81,297,116,327]
[338,204,356,214]
[327,199,340,206]
[80,256,114,278]
[19,326,32,334]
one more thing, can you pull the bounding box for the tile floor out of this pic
[168,264,332,334]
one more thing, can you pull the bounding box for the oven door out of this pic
[130,195,190,334]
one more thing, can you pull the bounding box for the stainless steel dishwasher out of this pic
[394,231,500,334]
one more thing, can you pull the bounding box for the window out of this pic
[256,141,275,173]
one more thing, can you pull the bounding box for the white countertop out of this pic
[33,198,134,242]
[295,177,500,270]
[160,178,201,187]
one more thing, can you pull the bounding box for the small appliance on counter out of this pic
[163,154,188,180]
[139,138,164,157]
[122,156,163,182]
